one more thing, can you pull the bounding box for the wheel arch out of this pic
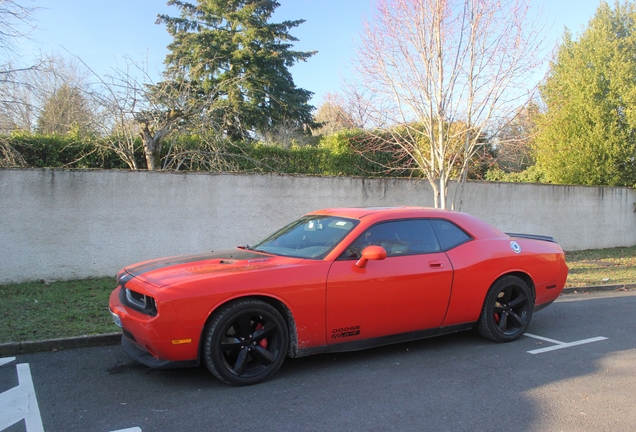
[198,295,299,361]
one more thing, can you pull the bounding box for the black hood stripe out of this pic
[126,249,270,276]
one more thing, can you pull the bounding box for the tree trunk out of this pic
[140,123,162,170]
[438,177,447,209]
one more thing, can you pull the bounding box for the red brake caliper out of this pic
[255,323,268,349]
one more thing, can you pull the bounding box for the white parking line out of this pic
[0,358,15,367]
[0,363,44,432]
[2,357,141,432]
[524,333,608,354]
[523,333,563,345]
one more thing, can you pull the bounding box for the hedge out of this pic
[2,130,412,178]
[2,132,133,169]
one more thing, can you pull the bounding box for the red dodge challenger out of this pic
[109,207,568,385]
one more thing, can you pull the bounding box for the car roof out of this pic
[308,206,454,219]
[307,206,506,240]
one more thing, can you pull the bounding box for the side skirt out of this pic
[293,323,475,358]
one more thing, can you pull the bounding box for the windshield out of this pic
[253,215,359,259]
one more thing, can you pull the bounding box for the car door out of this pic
[326,219,453,344]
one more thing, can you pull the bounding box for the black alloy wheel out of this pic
[203,299,289,386]
[477,275,533,342]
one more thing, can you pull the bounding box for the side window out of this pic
[430,219,472,250]
[340,219,441,259]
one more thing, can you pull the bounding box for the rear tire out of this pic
[203,299,288,386]
[477,275,533,342]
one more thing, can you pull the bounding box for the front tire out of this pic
[203,299,289,386]
[477,275,533,342]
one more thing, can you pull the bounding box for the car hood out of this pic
[118,248,303,288]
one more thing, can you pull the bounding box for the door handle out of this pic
[429,261,444,268]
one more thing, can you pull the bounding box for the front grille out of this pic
[119,286,157,316]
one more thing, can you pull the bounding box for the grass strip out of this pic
[1,245,635,344]
[565,245,636,287]
[0,277,117,345]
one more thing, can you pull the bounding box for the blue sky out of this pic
[18,0,605,106]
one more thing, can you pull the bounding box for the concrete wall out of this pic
[1,168,635,284]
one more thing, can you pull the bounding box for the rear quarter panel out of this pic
[442,238,567,326]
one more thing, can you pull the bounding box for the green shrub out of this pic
[2,129,411,177]
[3,132,132,169]
[485,165,546,183]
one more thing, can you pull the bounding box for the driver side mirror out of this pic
[355,245,387,268]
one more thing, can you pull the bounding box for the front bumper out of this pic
[109,286,201,367]
[120,335,199,369]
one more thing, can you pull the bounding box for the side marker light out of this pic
[171,339,193,345]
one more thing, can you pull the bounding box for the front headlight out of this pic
[119,287,158,316]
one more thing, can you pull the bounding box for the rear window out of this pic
[430,219,472,250]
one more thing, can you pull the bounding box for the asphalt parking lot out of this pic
[2,290,635,432]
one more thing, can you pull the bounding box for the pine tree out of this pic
[157,0,316,140]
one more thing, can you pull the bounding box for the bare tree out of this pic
[0,136,25,167]
[312,91,376,136]
[494,101,540,173]
[352,0,545,208]
[0,0,38,134]
[83,59,147,169]
[0,55,99,136]
[88,59,197,170]
[0,0,35,65]
[258,117,316,148]
[1,1,42,166]
[89,57,248,170]
[0,66,35,131]
[313,98,357,136]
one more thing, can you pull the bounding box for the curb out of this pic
[561,283,635,295]
[1,284,634,358]
[0,332,121,357]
